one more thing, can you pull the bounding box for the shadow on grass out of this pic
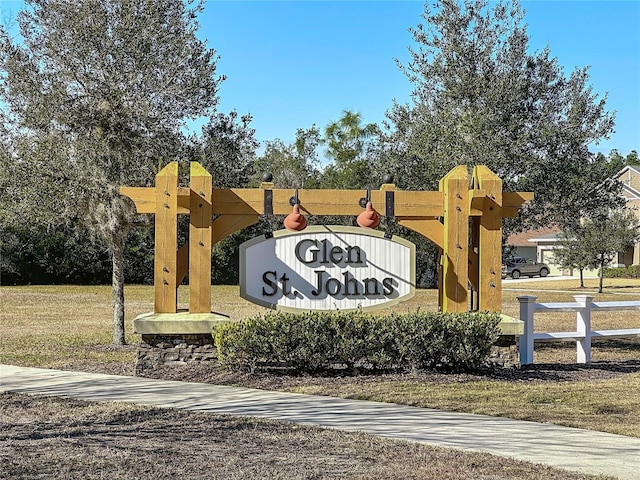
[482,359,640,383]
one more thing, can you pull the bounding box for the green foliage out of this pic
[0,222,155,285]
[0,1,256,342]
[378,0,621,233]
[627,265,640,277]
[195,111,260,188]
[253,127,321,189]
[0,0,223,344]
[0,222,111,285]
[553,226,592,287]
[556,209,640,292]
[603,265,640,278]
[214,310,502,373]
[624,150,640,167]
[320,110,378,190]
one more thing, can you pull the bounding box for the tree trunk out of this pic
[112,230,126,346]
[579,268,584,288]
[598,260,604,294]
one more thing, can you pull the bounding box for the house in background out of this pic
[505,227,601,278]
[503,165,640,277]
[615,165,640,266]
[505,226,564,276]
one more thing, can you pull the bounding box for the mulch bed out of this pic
[60,357,640,390]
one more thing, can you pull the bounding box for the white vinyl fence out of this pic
[518,295,640,364]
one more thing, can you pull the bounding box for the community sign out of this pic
[240,226,416,312]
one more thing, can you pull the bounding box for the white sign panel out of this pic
[240,226,415,312]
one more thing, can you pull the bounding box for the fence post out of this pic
[518,296,537,365]
[574,295,593,364]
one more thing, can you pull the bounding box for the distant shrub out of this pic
[629,265,640,277]
[603,267,626,278]
[214,310,501,374]
[603,266,640,278]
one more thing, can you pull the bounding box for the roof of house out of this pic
[505,226,561,246]
[616,164,640,176]
[617,165,640,200]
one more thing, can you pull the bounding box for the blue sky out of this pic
[1,0,639,155]
[198,0,640,156]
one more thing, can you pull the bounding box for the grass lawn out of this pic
[1,279,639,435]
[0,279,638,478]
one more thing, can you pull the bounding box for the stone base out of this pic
[133,311,230,335]
[141,333,215,347]
[133,311,230,374]
[136,336,218,374]
[489,335,520,368]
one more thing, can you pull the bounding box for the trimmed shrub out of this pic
[603,267,627,278]
[603,266,640,278]
[214,310,502,373]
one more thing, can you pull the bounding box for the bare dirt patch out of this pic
[0,392,608,480]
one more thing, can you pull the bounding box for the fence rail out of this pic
[518,295,640,365]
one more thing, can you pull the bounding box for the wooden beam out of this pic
[211,189,446,217]
[122,185,532,218]
[439,165,469,313]
[120,186,155,214]
[120,186,190,214]
[154,162,179,313]
[470,190,533,216]
[176,244,189,286]
[189,163,213,313]
[122,187,445,217]
[503,191,534,206]
[397,217,444,249]
[212,214,260,245]
[473,165,502,312]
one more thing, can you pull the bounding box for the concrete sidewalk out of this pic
[2,364,638,479]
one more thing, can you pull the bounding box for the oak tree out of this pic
[1,0,224,344]
[379,0,621,229]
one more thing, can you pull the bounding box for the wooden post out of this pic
[189,163,213,313]
[154,162,179,313]
[473,166,503,312]
[439,165,469,312]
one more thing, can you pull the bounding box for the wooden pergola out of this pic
[121,162,532,333]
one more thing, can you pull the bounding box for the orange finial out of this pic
[357,201,380,229]
[284,203,307,231]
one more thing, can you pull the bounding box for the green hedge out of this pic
[603,266,640,278]
[214,310,502,373]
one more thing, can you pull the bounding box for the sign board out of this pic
[240,226,415,312]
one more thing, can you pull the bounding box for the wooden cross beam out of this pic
[122,185,530,218]
[120,162,533,315]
